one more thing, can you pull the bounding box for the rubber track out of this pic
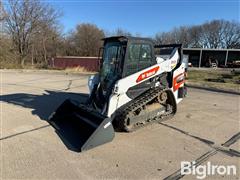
[114,87,176,132]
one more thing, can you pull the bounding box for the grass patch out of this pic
[0,62,22,69]
[187,69,240,92]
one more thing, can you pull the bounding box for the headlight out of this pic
[113,84,119,94]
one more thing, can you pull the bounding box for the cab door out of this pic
[123,43,155,99]
[124,43,154,76]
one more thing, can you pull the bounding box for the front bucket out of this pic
[48,99,115,152]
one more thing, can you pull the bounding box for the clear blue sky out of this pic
[48,0,240,37]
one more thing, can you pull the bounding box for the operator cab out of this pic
[100,36,156,78]
[93,36,156,112]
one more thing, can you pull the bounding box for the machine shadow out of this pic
[1,90,90,152]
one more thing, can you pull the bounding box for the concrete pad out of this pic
[165,88,240,145]
[1,123,211,179]
[1,70,239,179]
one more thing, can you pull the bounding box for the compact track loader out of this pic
[49,36,187,151]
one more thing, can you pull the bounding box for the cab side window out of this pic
[139,44,152,70]
[140,44,152,61]
[125,43,153,76]
[125,44,141,76]
[128,44,141,62]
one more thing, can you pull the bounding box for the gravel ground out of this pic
[0,70,239,180]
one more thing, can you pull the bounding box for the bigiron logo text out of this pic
[181,161,237,179]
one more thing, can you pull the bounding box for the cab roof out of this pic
[102,36,153,44]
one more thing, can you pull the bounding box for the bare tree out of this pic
[30,22,62,66]
[69,23,105,56]
[155,26,191,47]
[200,20,223,48]
[113,28,132,36]
[0,0,7,34]
[62,31,78,56]
[0,0,5,21]
[104,28,132,37]
[188,25,202,48]
[221,20,240,48]
[4,0,61,66]
[155,31,172,44]
[196,20,240,49]
[155,20,240,49]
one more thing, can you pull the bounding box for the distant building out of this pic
[49,48,240,71]
[49,56,99,71]
[183,48,240,68]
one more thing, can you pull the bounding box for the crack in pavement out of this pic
[3,77,85,86]
[64,80,73,91]
[2,82,87,93]
[159,122,240,155]
[160,123,240,179]
[164,150,218,180]
[216,147,240,157]
[159,122,215,146]
[3,83,63,91]
[164,146,239,180]
[12,77,52,84]
[0,125,50,141]
[222,132,240,147]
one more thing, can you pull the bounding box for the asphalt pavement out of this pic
[0,70,239,179]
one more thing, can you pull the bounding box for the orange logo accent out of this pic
[173,73,185,91]
[136,66,160,83]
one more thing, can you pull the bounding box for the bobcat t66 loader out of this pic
[49,36,187,151]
